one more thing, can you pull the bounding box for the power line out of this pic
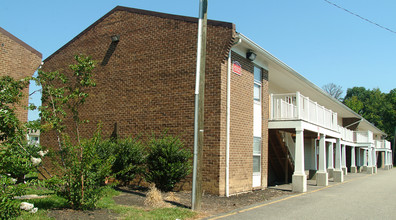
[324,0,396,35]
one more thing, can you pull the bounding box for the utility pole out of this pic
[192,0,208,211]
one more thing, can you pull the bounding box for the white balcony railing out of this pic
[374,140,391,149]
[271,92,338,131]
[338,126,354,142]
[354,131,373,143]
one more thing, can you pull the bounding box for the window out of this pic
[254,66,262,102]
[253,137,261,173]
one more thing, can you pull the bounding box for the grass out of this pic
[98,187,197,220]
[16,186,196,220]
[17,195,68,220]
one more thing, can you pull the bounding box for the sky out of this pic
[1,0,395,121]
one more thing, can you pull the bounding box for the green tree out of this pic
[0,76,46,218]
[343,87,396,142]
[38,55,112,209]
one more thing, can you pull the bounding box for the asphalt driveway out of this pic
[210,168,396,220]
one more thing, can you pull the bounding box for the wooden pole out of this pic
[192,0,208,211]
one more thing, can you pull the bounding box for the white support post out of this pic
[315,102,319,124]
[270,94,274,120]
[306,96,310,122]
[350,146,357,173]
[372,148,377,174]
[334,139,343,182]
[384,151,389,170]
[296,92,301,120]
[317,134,328,186]
[367,147,373,174]
[327,142,334,178]
[357,148,361,172]
[292,128,307,192]
[341,144,347,175]
[363,149,368,172]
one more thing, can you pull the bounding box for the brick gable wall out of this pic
[40,9,235,195]
[0,29,42,123]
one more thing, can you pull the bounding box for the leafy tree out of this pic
[322,83,343,101]
[343,87,396,142]
[38,55,111,209]
[0,76,46,218]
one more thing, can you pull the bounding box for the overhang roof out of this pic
[234,33,386,136]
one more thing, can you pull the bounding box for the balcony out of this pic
[354,131,373,143]
[374,140,391,149]
[338,126,354,142]
[270,92,338,131]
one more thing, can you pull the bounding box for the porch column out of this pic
[357,148,362,172]
[367,147,373,174]
[341,144,347,175]
[384,151,390,170]
[363,149,368,171]
[372,148,377,174]
[350,146,357,173]
[334,138,343,182]
[317,134,328,186]
[327,142,334,178]
[292,128,307,192]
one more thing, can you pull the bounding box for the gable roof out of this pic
[44,6,234,62]
[0,26,42,58]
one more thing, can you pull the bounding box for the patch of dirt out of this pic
[114,185,294,218]
[47,186,294,219]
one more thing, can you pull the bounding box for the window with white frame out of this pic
[253,137,261,173]
[254,66,262,102]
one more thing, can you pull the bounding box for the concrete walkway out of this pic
[209,169,396,220]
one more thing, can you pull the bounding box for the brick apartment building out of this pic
[41,6,392,196]
[0,27,42,123]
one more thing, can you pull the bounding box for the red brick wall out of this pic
[226,51,269,195]
[228,52,254,194]
[0,28,42,123]
[40,7,235,195]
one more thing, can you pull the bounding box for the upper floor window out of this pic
[254,66,262,102]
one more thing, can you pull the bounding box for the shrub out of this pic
[0,175,27,219]
[145,134,192,192]
[112,137,146,185]
[47,131,115,210]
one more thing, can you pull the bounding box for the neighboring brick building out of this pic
[0,27,42,123]
[40,6,269,196]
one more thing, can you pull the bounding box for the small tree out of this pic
[38,55,111,209]
[145,134,192,192]
[322,83,343,101]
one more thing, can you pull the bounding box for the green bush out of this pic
[0,175,27,219]
[112,138,146,185]
[145,134,192,192]
[47,133,115,210]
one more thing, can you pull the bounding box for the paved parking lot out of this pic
[210,168,396,220]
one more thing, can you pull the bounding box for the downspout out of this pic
[226,37,241,197]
